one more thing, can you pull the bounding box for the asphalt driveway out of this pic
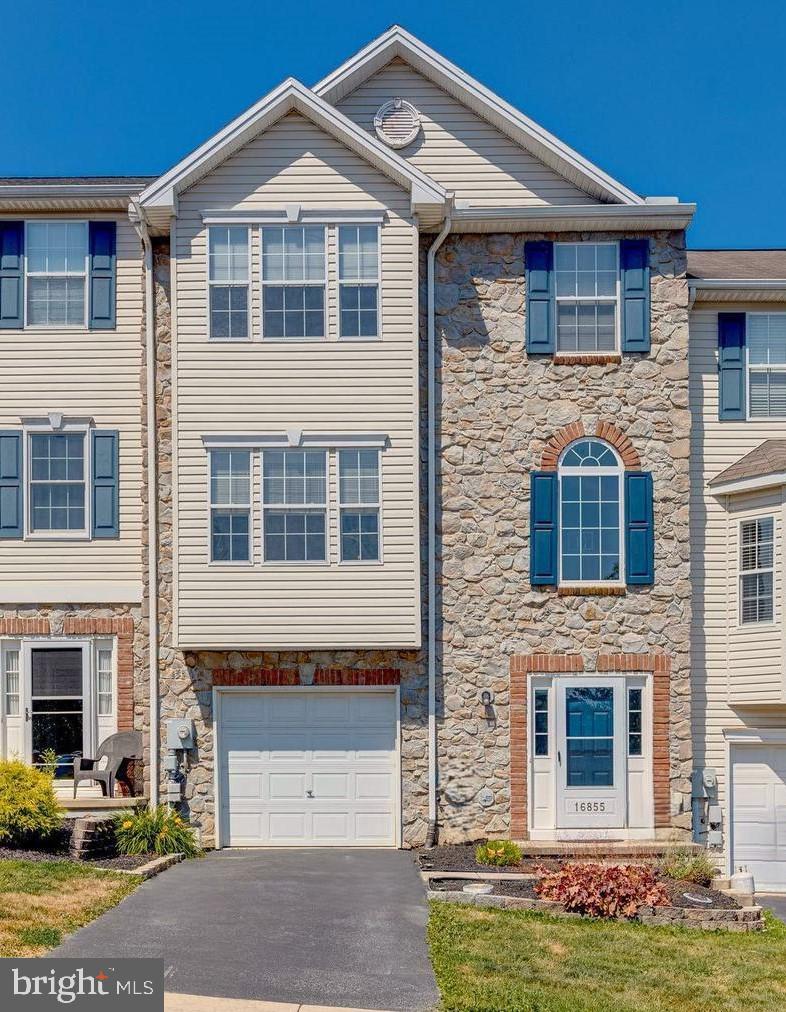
[53,849,439,1011]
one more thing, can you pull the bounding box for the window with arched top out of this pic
[559,439,623,583]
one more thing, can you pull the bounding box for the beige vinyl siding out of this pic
[336,58,594,208]
[0,215,142,600]
[174,113,420,649]
[690,304,786,856]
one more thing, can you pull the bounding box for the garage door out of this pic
[217,689,398,847]
[732,745,786,892]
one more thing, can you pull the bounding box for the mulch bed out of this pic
[0,847,154,871]
[430,877,540,899]
[662,878,740,909]
[417,845,564,875]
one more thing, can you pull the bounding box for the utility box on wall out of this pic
[165,718,196,750]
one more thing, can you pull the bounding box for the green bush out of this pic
[660,848,718,887]
[475,839,522,867]
[0,760,62,846]
[114,805,200,858]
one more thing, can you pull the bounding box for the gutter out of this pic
[688,278,786,291]
[450,202,696,228]
[425,201,452,848]
[129,198,160,809]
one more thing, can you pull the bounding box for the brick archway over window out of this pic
[540,421,641,471]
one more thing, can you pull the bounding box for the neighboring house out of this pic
[0,27,781,876]
[688,250,786,890]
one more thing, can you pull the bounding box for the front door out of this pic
[555,677,626,830]
[22,645,92,779]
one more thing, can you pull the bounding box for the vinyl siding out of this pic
[689,304,786,855]
[0,215,142,600]
[173,113,420,649]
[336,58,594,208]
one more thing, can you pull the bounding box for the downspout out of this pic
[425,202,452,848]
[129,198,159,809]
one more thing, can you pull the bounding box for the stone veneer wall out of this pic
[425,230,692,842]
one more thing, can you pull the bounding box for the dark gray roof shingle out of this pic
[709,439,786,487]
[688,249,786,281]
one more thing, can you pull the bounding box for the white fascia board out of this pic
[138,78,446,215]
[314,25,643,206]
[202,432,389,450]
[724,728,786,744]
[689,279,786,291]
[0,581,143,604]
[449,202,696,231]
[709,472,786,496]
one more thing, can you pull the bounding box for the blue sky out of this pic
[3,0,784,248]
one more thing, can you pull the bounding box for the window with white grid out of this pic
[338,226,379,339]
[262,450,327,562]
[208,227,249,340]
[555,242,618,353]
[338,449,380,562]
[4,648,19,716]
[29,432,87,533]
[26,221,88,326]
[739,516,774,623]
[97,647,113,716]
[210,451,252,562]
[747,313,786,418]
[261,226,326,339]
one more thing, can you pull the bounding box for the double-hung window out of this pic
[262,450,327,562]
[29,432,87,533]
[555,242,618,353]
[338,226,379,339]
[261,226,326,339]
[739,516,774,623]
[210,451,252,562]
[559,439,622,583]
[747,313,786,418]
[26,222,88,326]
[338,449,381,561]
[4,647,20,716]
[208,227,249,339]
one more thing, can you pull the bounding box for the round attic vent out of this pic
[374,98,421,149]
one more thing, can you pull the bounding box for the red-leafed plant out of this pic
[535,862,669,919]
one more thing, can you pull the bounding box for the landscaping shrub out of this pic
[475,840,522,867]
[0,760,62,847]
[114,805,199,858]
[660,848,717,887]
[535,862,669,918]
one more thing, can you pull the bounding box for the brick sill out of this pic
[553,354,622,365]
[557,585,626,597]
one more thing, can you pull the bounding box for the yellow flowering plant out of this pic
[114,805,199,857]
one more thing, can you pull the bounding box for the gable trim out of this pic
[314,26,643,206]
[138,78,447,217]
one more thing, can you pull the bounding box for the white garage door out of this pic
[732,745,786,892]
[217,689,398,847]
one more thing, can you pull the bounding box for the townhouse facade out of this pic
[0,27,783,885]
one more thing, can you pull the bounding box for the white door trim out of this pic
[212,684,401,849]
[726,738,786,885]
[20,639,93,768]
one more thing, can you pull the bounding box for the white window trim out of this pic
[259,225,328,342]
[337,448,383,565]
[23,220,89,330]
[206,226,252,342]
[94,638,116,723]
[260,448,330,566]
[737,514,776,627]
[337,224,382,342]
[208,449,253,567]
[2,641,21,722]
[745,311,786,421]
[23,421,91,541]
[557,439,625,588]
[554,241,620,356]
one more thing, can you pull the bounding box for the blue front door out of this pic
[565,687,614,787]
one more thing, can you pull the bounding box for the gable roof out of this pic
[137,77,447,230]
[314,25,643,206]
[688,249,786,281]
[709,440,786,494]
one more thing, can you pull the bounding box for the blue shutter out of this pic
[530,471,558,585]
[625,471,654,585]
[0,222,24,329]
[0,431,22,538]
[620,238,650,352]
[89,221,116,329]
[718,312,746,420]
[525,240,554,353]
[91,430,119,538]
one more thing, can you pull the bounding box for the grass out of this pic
[428,902,786,1012]
[0,859,139,957]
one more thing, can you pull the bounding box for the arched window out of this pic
[559,439,623,583]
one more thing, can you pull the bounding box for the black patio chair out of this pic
[73,731,143,798]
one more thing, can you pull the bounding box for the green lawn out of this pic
[428,902,786,1012]
[0,860,139,956]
